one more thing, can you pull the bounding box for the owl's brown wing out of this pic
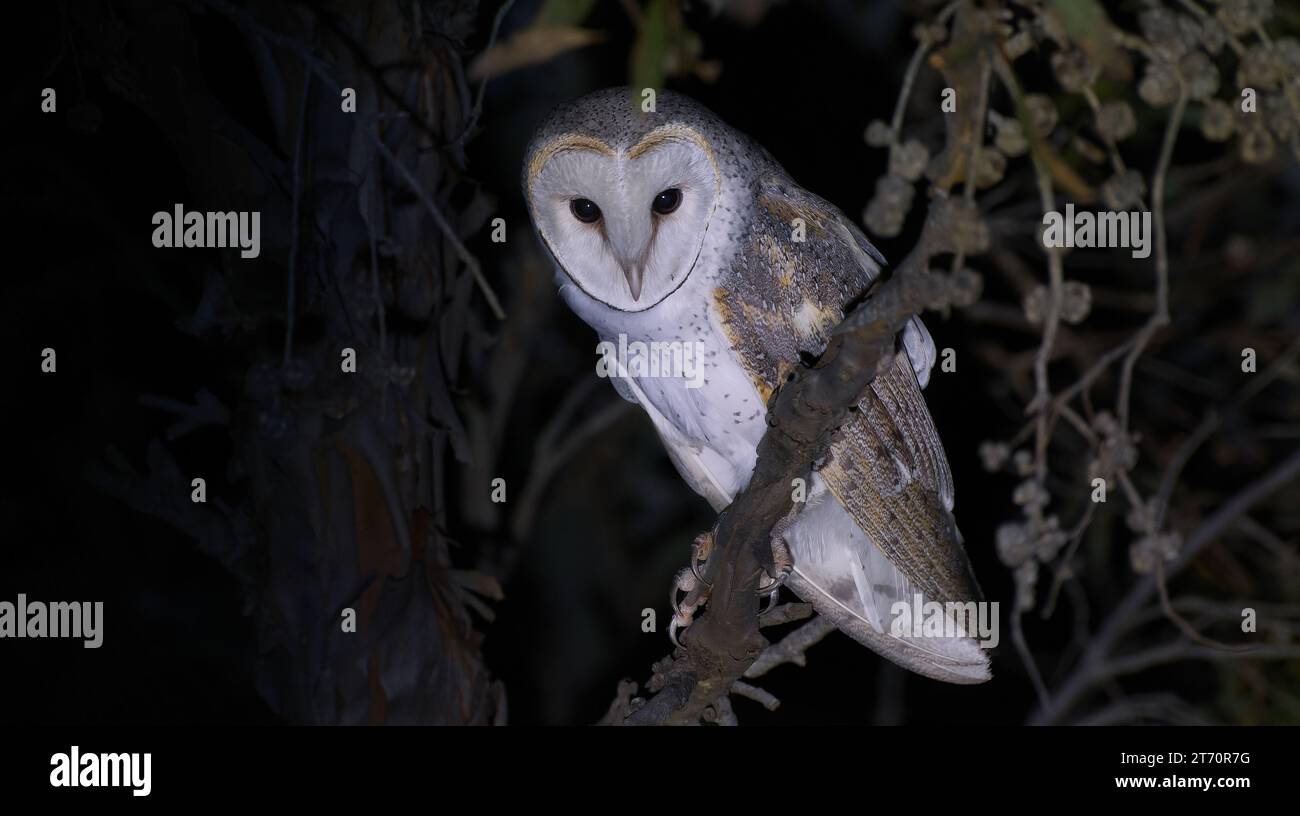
[819,354,983,607]
[719,176,980,603]
[715,176,989,682]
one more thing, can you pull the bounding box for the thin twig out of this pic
[1153,558,1255,652]
[744,615,836,679]
[730,681,781,711]
[511,382,631,541]
[1042,499,1097,618]
[1013,593,1050,709]
[888,3,960,140]
[1116,81,1186,432]
[460,0,518,146]
[370,134,505,319]
[284,74,312,367]
[365,169,388,358]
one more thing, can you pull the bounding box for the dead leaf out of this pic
[1047,0,1132,82]
[468,25,605,81]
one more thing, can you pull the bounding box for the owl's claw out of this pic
[670,559,711,649]
[668,616,686,650]
[689,531,713,583]
[673,523,794,648]
[756,514,795,592]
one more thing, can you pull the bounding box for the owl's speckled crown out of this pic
[522,87,772,197]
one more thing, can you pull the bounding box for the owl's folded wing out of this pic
[781,353,990,683]
[748,178,977,603]
[741,180,989,681]
[817,354,981,607]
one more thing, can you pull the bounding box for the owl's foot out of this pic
[689,530,712,581]
[757,511,796,590]
[669,532,715,648]
[672,525,794,647]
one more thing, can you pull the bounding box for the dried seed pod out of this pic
[1051,48,1094,93]
[1125,502,1153,536]
[948,267,983,307]
[1240,125,1276,164]
[1013,478,1050,511]
[1101,169,1147,210]
[863,173,914,237]
[1264,93,1296,140]
[911,21,948,45]
[933,198,990,255]
[1034,517,1068,562]
[1180,51,1220,101]
[1138,62,1180,107]
[1200,99,1236,142]
[994,114,1029,157]
[1096,100,1137,141]
[889,139,930,181]
[864,119,893,147]
[1129,532,1182,575]
[1237,43,1282,91]
[996,521,1033,568]
[1012,449,1034,476]
[1060,280,1092,324]
[974,147,1007,188]
[1216,0,1274,38]
[979,440,1010,472]
[1198,17,1228,55]
[1140,8,1195,62]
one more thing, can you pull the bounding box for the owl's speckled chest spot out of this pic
[587,288,769,502]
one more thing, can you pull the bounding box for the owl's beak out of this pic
[623,266,645,301]
[606,212,652,302]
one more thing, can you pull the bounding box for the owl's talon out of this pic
[670,564,712,649]
[668,617,686,650]
[690,531,713,583]
[755,565,790,595]
[755,516,796,591]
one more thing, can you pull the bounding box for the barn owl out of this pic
[523,88,991,684]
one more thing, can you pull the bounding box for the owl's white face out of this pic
[526,127,721,312]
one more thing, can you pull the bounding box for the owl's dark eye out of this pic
[652,188,682,215]
[570,198,601,223]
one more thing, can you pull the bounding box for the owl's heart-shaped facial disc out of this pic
[526,126,721,312]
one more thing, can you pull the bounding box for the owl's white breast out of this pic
[557,217,772,508]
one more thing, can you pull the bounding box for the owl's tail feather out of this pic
[782,477,992,684]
